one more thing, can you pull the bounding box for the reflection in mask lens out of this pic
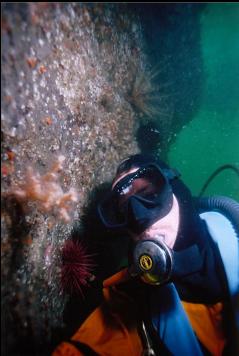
[98,164,173,229]
[114,166,165,206]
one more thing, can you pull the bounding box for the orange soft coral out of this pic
[9,155,79,223]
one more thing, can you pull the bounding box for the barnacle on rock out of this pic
[7,156,79,223]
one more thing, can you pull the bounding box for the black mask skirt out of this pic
[97,163,174,234]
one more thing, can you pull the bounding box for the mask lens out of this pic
[99,193,127,227]
[115,165,166,204]
[98,164,171,229]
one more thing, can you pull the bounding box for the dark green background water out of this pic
[168,4,239,200]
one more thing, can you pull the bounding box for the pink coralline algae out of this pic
[8,156,79,223]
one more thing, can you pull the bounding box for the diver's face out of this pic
[112,168,180,249]
[128,194,180,249]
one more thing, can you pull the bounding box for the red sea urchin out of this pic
[61,239,95,297]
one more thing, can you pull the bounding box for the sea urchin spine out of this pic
[61,239,95,297]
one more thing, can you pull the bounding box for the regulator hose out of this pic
[197,196,239,236]
[196,164,239,234]
[199,164,239,197]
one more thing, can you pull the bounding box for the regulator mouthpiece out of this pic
[130,237,173,285]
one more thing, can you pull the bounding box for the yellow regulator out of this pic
[131,237,173,285]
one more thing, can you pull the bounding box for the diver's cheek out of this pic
[164,232,177,249]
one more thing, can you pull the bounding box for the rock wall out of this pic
[1,3,204,355]
[1,3,148,355]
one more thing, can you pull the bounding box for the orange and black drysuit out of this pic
[52,281,229,356]
[53,159,238,355]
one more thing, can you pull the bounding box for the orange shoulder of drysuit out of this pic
[182,301,226,356]
[52,286,144,356]
[53,341,83,356]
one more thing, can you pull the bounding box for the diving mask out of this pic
[97,163,174,232]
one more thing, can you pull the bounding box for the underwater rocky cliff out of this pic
[1,3,203,355]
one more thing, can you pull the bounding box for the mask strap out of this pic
[162,168,181,181]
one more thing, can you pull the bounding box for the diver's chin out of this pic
[132,231,166,244]
[149,233,166,244]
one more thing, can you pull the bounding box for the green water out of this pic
[168,3,239,201]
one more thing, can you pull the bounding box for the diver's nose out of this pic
[128,197,150,233]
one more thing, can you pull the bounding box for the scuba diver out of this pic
[53,154,239,356]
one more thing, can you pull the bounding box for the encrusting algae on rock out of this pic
[1,3,201,355]
[6,155,79,223]
[1,3,149,355]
